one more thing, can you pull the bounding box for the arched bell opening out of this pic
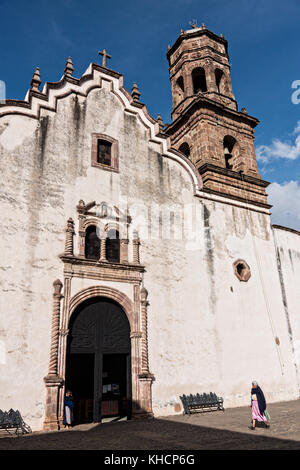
[223,135,238,170]
[179,142,191,159]
[192,67,207,94]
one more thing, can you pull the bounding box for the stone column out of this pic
[205,60,218,93]
[43,280,64,431]
[77,200,86,258]
[64,218,75,256]
[120,238,129,264]
[100,237,107,262]
[135,287,154,419]
[133,232,140,264]
[183,64,193,98]
[140,288,149,374]
[57,275,72,428]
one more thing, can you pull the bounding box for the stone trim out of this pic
[198,163,269,187]
[43,211,153,429]
[201,187,271,210]
[165,95,259,136]
[167,28,228,62]
[60,255,144,283]
[0,63,202,194]
[91,133,119,172]
[60,285,153,424]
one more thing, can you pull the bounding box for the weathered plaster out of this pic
[0,66,299,430]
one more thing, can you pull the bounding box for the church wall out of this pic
[0,80,299,430]
[0,87,138,429]
[272,226,300,388]
[146,201,299,416]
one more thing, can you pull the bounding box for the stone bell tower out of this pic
[164,24,270,208]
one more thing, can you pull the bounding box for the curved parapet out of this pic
[0,63,203,194]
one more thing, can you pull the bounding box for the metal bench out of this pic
[180,392,224,415]
[0,409,32,436]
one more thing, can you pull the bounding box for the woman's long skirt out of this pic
[251,400,267,422]
[65,406,72,425]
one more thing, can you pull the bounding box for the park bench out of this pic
[0,409,32,436]
[180,392,224,415]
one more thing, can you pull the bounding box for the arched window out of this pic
[223,136,237,170]
[106,229,120,263]
[215,68,228,95]
[192,68,207,94]
[85,225,100,260]
[176,76,184,93]
[179,142,190,159]
[215,69,223,93]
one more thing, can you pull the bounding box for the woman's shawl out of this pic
[64,397,74,409]
[251,386,266,415]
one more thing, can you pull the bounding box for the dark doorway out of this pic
[65,298,131,424]
[102,354,131,418]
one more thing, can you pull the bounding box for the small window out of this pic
[91,134,118,172]
[97,139,112,166]
[85,225,100,260]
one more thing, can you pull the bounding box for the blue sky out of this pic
[1,0,300,229]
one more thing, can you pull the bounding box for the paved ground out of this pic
[0,399,300,450]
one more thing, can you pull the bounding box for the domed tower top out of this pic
[167,23,237,120]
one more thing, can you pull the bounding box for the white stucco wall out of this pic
[147,202,299,416]
[272,226,300,388]
[0,71,299,430]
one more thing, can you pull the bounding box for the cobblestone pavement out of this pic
[0,400,300,450]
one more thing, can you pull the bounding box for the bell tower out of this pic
[165,24,270,208]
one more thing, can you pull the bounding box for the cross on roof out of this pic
[98,49,111,68]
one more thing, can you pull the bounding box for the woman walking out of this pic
[249,381,270,430]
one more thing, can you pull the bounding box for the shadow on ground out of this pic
[0,409,300,450]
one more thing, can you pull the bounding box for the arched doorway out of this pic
[65,297,131,424]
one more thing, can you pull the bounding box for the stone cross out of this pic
[98,49,111,68]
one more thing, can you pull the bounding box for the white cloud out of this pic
[256,121,300,163]
[268,180,300,231]
[292,120,300,135]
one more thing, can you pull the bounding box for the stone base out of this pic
[132,409,154,420]
[43,375,64,431]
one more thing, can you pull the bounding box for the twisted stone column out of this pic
[140,287,149,374]
[64,218,75,256]
[48,279,63,376]
[100,237,107,262]
[133,232,140,264]
[43,279,64,431]
[135,286,154,418]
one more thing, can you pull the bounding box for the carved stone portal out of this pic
[43,208,153,430]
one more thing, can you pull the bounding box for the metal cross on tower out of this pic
[98,49,111,68]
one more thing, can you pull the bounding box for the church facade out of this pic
[0,25,300,431]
